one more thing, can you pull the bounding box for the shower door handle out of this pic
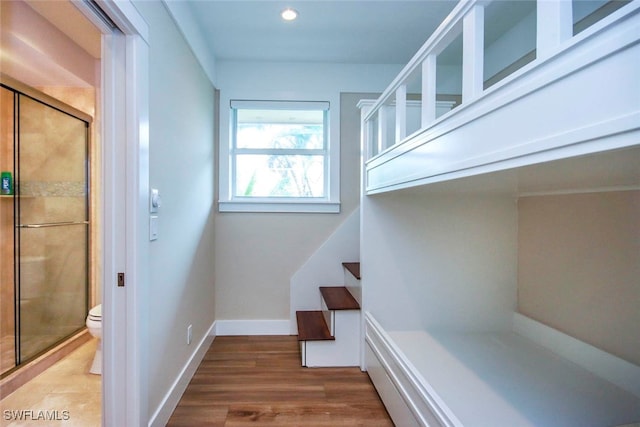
[17,221,90,228]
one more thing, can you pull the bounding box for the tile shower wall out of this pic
[0,0,100,380]
[0,87,16,374]
[38,87,100,309]
[17,94,88,363]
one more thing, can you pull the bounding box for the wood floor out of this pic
[167,336,394,426]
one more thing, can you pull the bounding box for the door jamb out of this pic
[74,1,149,425]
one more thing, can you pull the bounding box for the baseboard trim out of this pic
[148,320,216,427]
[214,319,290,336]
[512,312,640,398]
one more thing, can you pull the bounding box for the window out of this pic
[220,100,339,213]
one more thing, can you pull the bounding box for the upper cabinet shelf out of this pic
[360,0,640,195]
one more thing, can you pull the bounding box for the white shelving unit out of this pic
[358,1,640,426]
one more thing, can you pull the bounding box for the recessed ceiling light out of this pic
[281,8,298,21]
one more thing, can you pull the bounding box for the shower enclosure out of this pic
[1,80,90,376]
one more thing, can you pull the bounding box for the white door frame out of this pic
[75,1,149,425]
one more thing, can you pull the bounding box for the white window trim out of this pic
[219,199,340,213]
[219,99,341,213]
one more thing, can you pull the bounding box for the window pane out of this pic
[235,154,324,198]
[237,109,324,149]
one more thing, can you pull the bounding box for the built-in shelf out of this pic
[360,1,640,426]
[342,262,361,280]
[361,1,640,195]
[366,312,640,427]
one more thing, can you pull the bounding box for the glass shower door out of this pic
[0,86,16,374]
[16,94,89,363]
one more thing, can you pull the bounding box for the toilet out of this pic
[86,304,102,375]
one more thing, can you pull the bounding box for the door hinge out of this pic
[117,272,125,287]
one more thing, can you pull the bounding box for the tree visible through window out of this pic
[231,101,329,199]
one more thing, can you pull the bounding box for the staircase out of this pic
[296,262,361,367]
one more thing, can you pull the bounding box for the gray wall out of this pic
[518,190,640,366]
[214,62,399,322]
[133,1,216,417]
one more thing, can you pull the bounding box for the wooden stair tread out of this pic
[320,286,360,310]
[342,262,361,280]
[296,311,334,341]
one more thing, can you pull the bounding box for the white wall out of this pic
[214,62,400,322]
[289,208,360,334]
[362,190,518,333]
[162,0,217,86]
[132,1,216,419]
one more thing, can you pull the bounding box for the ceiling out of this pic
[186,0,459,64]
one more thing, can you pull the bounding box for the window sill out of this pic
[218,199,340,213]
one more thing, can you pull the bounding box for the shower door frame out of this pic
[0,77,93,370]
[75,2,150,426]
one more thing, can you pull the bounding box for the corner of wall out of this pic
[148,320,216,427]
[161,0,217,86]
[289,208,360,334]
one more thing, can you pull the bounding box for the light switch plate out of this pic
[150,188,160,213]
[150,215,159,241]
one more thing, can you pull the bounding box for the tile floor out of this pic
[0,336,15,374]
[0,339,100,427]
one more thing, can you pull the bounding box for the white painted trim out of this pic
[214,319,291,336]
[96,0,149,40]
[126,33,150,427]
[512,313,640,398]
[76,1,150,426]
[365,343,420,427]
[363,1,640,189]
[518,185,640,198]
[148,321,216,427]
[462,4,484,102]
[72,0,116,34]
[364,312,462,427]
[303,310,361,367]
[365,4,640,174]
[220,99,340,213]
[537,0,573,59]
[100,30,128,427]
[364,0,639,124]
[230,100,329,110]
[421,55,437,128]
[363,0,472,123]
[219,200,340,214]
[395,85,407,143]
[366,113,640,194]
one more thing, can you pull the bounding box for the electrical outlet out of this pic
[187,324,192,345]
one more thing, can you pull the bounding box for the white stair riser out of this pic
[344,269,362,307]
[302,310,361,367]
[319,304,334,335]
